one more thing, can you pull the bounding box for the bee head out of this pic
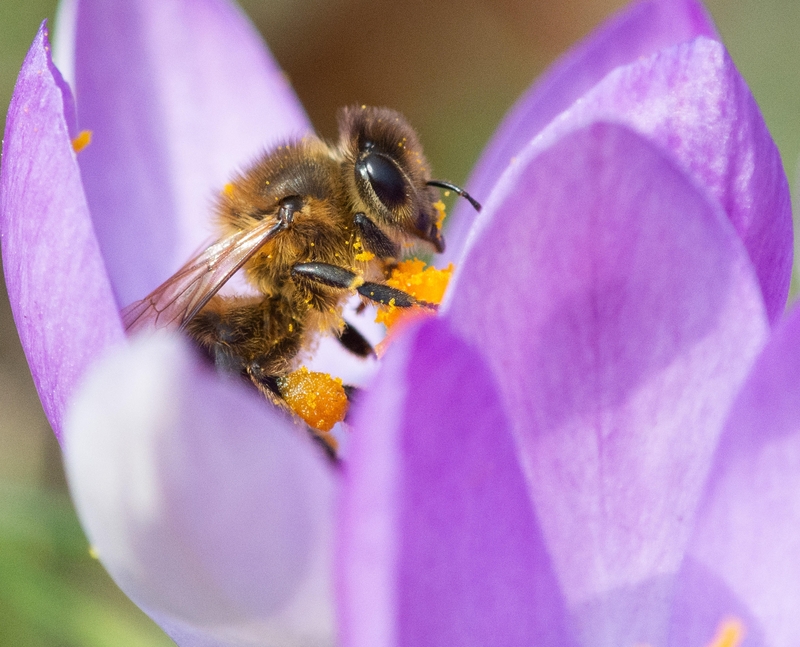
[338,105,445,253]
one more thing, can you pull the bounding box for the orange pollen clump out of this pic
[222,182,235,197]
[706,618,745,647]
[277,367,349,433]
[375,258,454,329]
[71,130,92,153]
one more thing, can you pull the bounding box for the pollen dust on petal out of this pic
[375,258,453,330]
[277,367,348,434]
[706,618,745,647]
[633,618,746,647]
[71,130,92,153]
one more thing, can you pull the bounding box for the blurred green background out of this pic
[0,0,797,644]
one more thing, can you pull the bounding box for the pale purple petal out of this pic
[444,0,717,261]
[487,37,790,323]
[671,303,800,647]
[52,0,77,86]
[338,317,574,647]
[64,333,337,647]
[72,0,312,306]
[0,23,123,443]
[445,123,768,646]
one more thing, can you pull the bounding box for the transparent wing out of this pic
[122,219,285,333]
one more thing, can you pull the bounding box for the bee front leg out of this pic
[291,262,436,309]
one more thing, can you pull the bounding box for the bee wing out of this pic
[122,219,285,333]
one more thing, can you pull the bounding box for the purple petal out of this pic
[671,302,800,647]
[0,23,123,444]
[64,333,337,647]
[445,123,768,646]
[71,0,312,306]
[490,37,790,324]
[338,317,573,647]
[444,0,717,262]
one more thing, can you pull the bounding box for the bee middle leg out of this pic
[338,322,375,358]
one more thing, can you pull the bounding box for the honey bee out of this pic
[122,105,480,430]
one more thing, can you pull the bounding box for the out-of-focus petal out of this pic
[338,317,574,647]
[0,23,123,444]
[672,303,800,647]
[52,0,77,87]
[445,123,768,646]
[71,0,312,306]
[489,37,790,323]
[444,0,717,261]
[64,333,337,647]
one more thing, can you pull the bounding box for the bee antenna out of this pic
[427,180,482,212]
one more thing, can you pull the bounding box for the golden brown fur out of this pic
[183,106,444,400]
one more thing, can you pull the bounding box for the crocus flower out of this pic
[1,0,797,645]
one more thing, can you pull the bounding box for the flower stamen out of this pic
[375,258,453,329]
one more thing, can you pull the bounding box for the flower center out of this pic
[375,259,453,329]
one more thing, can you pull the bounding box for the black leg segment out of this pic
[292,262,434,309]
[353,212,400,259]
[338,322,375,358]
[356,282,418,307]
[292,262,363,290]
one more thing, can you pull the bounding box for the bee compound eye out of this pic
[357,153,407,210]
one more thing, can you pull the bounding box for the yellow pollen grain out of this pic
[277,367,348,432]
[706,618,745,647]
[88,545,100,560]
[71,129,92,153]
[222,182,235,197]
[349,275,365,289]
[375,259,454,328]
[432,199,447,230]
[355,250,375,262]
